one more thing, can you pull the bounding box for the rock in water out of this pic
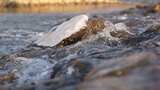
[110,23,134,40]
[35,15,89,47]
[35,14,132,47]
[56,16,105,47]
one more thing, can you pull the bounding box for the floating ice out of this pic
[35,15,89,47]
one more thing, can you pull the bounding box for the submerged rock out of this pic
[15,58,54,86]
[147,24,160,32]
[0,73,15,82]
[110,23,134,40]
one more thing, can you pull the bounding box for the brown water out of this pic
[0,3,136,13]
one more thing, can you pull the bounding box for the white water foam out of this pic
[15,57,56,86]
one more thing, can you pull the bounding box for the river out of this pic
[0,2,160,90]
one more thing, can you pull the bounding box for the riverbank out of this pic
[0,0,119,8]
[0,3,137,13]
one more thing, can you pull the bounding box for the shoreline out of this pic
[0,0,119,7]
[0,3,138,13]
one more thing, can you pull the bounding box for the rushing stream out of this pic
[0,2,160,90]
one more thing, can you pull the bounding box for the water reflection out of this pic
[0,3,136,13]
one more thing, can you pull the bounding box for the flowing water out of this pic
[0,2,160,90]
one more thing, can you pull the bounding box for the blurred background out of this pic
[0,0,159,13]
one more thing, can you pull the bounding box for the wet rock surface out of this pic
[0,4,160,90]
[57,16,105,47]
[78,52,160,90]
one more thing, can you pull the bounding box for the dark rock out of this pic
[77,52,160,90]
[51,59,93,81]
[0,73,15,83]
[110,30,133,40]
[29,59,94,90]
[122,24,160,46]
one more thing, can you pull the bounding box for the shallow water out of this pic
[0,4,160,90]
[0,13,72,54]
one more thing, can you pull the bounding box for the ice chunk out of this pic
[35,15,89,47]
